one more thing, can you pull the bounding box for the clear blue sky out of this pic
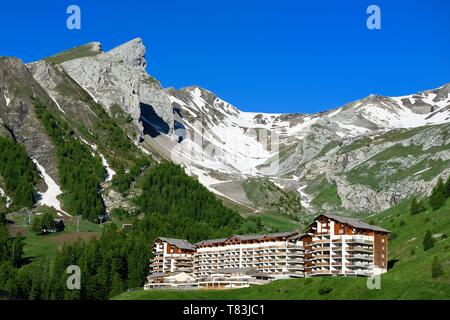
[1,0,449,113]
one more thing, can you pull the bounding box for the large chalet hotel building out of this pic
[145,214,389,289]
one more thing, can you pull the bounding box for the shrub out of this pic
[388,232,398,241]
[318,286,333,296]
[410,197,426,215]
[431,257,444,279]
[31,213,55,234]
[444,176,450,198]
[110,208,129,221]
[423,230,435,251]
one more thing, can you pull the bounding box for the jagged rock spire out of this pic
[106,38,147,70]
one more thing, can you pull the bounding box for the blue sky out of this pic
[1,0,449,113]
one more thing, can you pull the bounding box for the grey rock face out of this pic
[60,38,174,140]
[27,60,64,91]
[0,57,60,182]
[107,38,147,70]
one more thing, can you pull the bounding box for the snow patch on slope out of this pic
[169,95,186,107]
[297,185,311,209]
[185,166,223,188]
[189,87,206,109]
[79,137,116,183]
[184,165,252,209]
[3,92,10,106]
[99,153,116,182]
[32,159,71,216]
[390,98,448,127]
[0,187,12,208]
[49,95,66,114]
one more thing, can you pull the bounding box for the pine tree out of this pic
[444,175,450,198]
[0,212,6,225]
[429,178,446,211]
[31,216,43,234]
[0,137,38,209]
[423,230,435,251]
[31,213,55,234]
[110,273,125,297]
[410,197,426,215]
[410,197,420,215]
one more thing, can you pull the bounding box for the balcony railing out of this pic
[346,254,373,261]
[346,246,373,253]
[345,238,374,245]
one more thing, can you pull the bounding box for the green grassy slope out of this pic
[343,123,450,191]
[257,213,302,232]
[243,178,302,219]
[114,277,450,300]
[7,212,103,264]
[44,43,101,65]
[113,197,450,300]
[304,175,342,212]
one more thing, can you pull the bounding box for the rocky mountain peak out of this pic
[362,94,390,103]
[87,41,102,52]
[106,37,147,70]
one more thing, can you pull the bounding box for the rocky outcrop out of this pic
[59,38,174,140]
[27,60,99,132]
[0,57,60,182]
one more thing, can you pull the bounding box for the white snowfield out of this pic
[173,88,286,176]
[32,159,71,217]
[363,94,450,129]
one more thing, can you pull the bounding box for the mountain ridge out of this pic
[1,38,450,218]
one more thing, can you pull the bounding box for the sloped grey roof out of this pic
[195,237,228,246]
[287,233,306,241]
[232,231,299,242]
[319,213,390,233]
[161,232,303,249]
[156,237,195,250]
[195,232,301,246]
